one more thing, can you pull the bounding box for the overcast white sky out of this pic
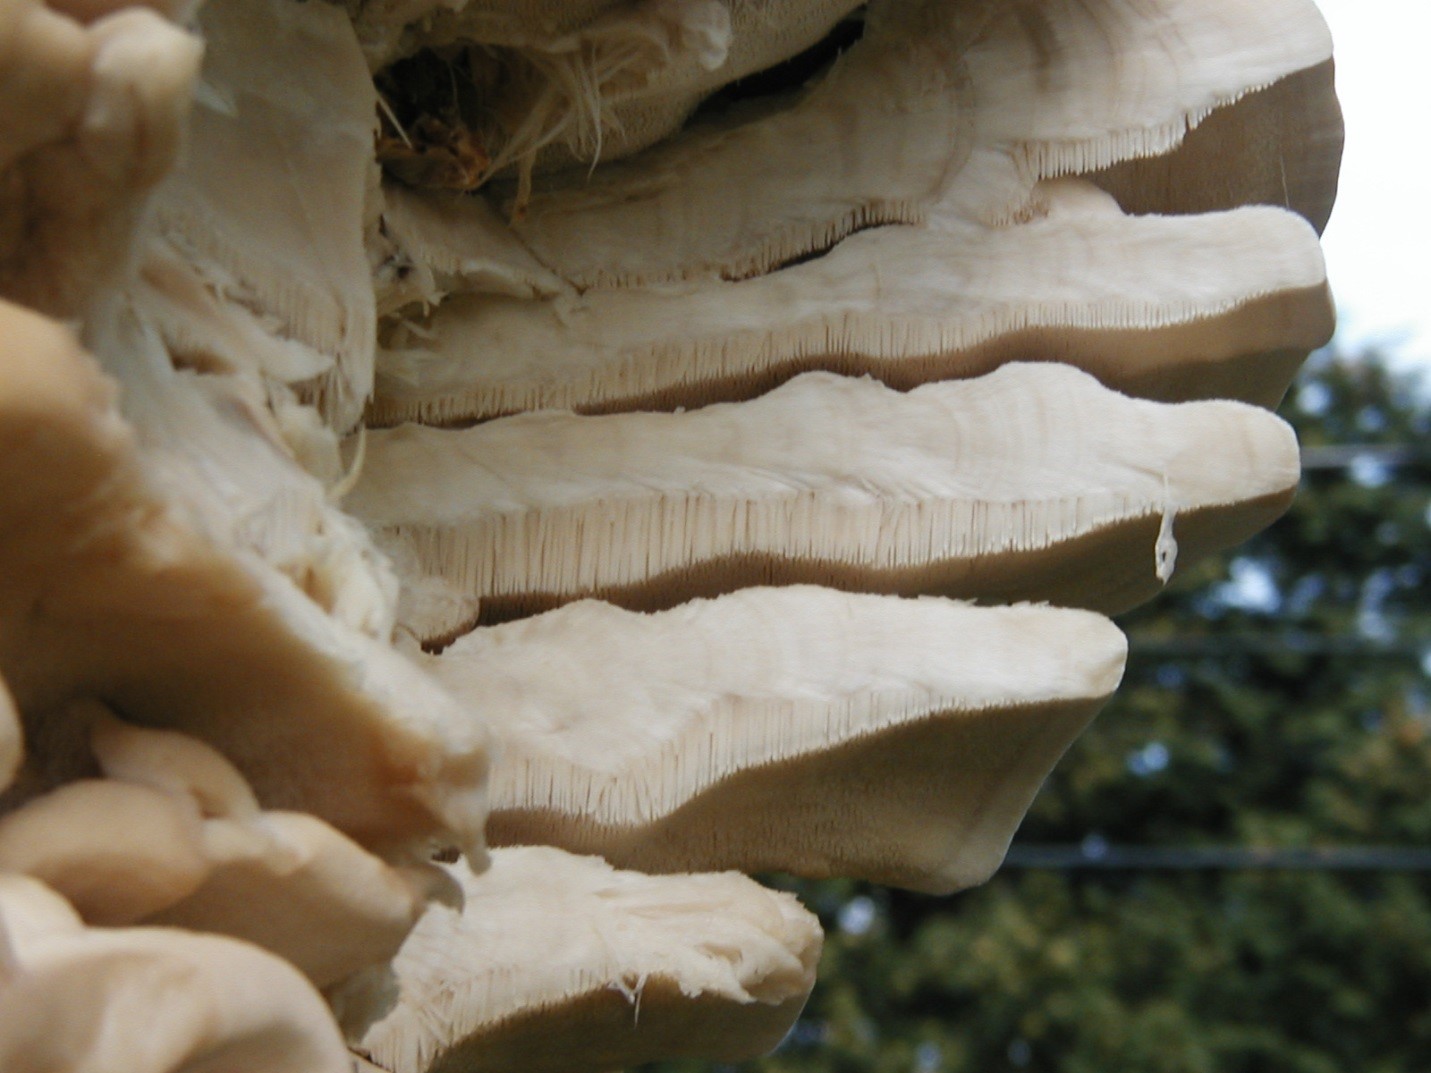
[1314,0,1430,378]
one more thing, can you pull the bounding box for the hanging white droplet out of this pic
[1155,499,1178,584]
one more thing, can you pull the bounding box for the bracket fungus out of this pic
[353,362,1300,639]
[431,587,1127,891]
[0,0,1340,1069]
[344,848,824,1073]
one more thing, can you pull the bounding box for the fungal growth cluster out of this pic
[0,0,1339,1069]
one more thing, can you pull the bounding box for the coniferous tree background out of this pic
[646,345,1431,1073]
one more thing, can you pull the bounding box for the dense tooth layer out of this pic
[507,0,1333,289]
[431,588,1125,891]
[1090,60,1343,234]
[0,874,353,1073]
[344,847,822,1073]
[349,363,1300,641]
[0,301,488,859]
[371,182,1331,426]
[152,0,377,430]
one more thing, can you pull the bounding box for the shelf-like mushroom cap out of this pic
[351,363,1299,640]
[0,874,352,1073]
[367,0,862,174]
[371,179,1331,425]
[498,0,1334,288]
[346,847,822,1073]
[1090,59,1343,235]
[367,0,1339,430]
[432,587,1124,891]
[0,299,489,859]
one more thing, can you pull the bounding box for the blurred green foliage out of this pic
[645,348,1431,1073]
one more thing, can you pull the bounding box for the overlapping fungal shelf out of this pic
[0,0,1339,1070]
[354,363,1300,639]
[431,589,1128,891]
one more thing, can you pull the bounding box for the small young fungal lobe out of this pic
[0,712,436,987]
[0,874,354,1073]
[0,0,1341,1068]
[92,715,433,988]
[0,678,20,795]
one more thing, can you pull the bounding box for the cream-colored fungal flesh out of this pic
[152,810,429,988]
[347,848,822,1073]
[0,0,1342,1067]
[91,709,262,821]
[0,0,201,319]
[372,182,1332,425]
[0,874,354,1073]
[1089,59,1343,235]
[432,588,1124,891]
[352,363,1299,641]
[152,0,378,429]
[0,678,19,795]
[0,779,210,925]
[86,718,430,987]
[365,0,1339,438]
[379,186,568,306]
[503,0,1333,289]
[0,301,488,856]
[363,0,863,175]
